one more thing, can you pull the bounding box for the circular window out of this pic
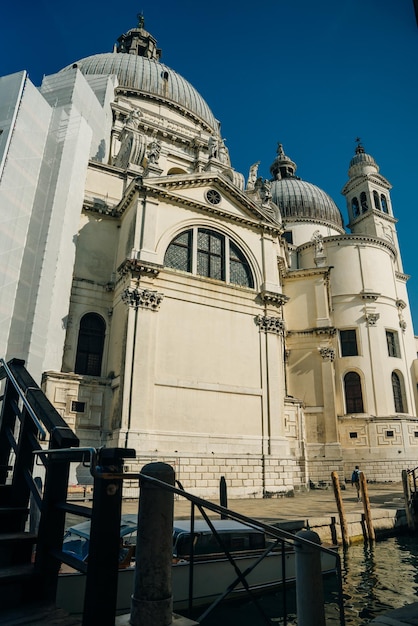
[205,189,221,205]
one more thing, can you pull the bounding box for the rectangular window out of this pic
[340,329,358,357]
[349,432,358,439]
[386,330,400,357]
[71,401,86,413]
[283,231,293,244]
[386,430,394,438]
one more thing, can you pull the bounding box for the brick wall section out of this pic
[121,454,301,499]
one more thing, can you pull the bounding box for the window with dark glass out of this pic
[197,229,224,280]
[230,241,253,287]
[75,313,105,376]
[352,197,360,218]
[360,192,368,213]
[165,228,254,288]
[381,194,388,213]
[164,230,192,272]
[340,329,358,357]
[392,371,407,413]
[283,231,293,244]
[386,330,400,358]
[344,371,364,413]
[373,190,381,210]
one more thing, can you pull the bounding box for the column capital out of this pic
[122,287,164,311]
[256,315,285,334]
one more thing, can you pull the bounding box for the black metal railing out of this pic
[40,447,346,626]
[0,358,346,625]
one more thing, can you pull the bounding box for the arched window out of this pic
[351,197,360,218]
[381,194,388,213]
[360,192,368,213]
[344,371,364,413]
[165,228,254,288]
[373,191,381,210]
[75,313,106,376]
[164,230,192,272]
[392,371,407,413]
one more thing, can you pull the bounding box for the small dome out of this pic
[348,141,379,177]
[271,178,344,228]
[268,144,343,229]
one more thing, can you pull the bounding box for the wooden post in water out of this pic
[331,471,350,548]
[220,476,228,519]
[360,471,375,541]
[402,469,415,529]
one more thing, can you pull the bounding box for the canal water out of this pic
[180,533,418,625]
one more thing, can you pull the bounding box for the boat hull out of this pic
[56,548,337,614]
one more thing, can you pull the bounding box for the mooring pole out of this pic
[360,471,375,541]
[220,476,228,519]
[331,471,350,548]
[130,462,175,626]
[295,530,326,626]
[402,469,415,529]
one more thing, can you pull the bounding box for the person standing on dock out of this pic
[351,465,361,501]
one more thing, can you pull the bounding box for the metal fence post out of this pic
[82,447,134,626]
[295,529,326,626]
[131,462,175,626]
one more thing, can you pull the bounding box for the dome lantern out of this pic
[116,14,162,60]
[270,143,297,180]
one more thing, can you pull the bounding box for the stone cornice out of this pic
[258,290,289,306]
[395,271,410,282]
[297,233,397,258]
[348,209,397,228]
[112,100,204,146]
[117,259,163,278]
[114,87,216,133]
[283,267,332,281]
[341,172,392,195]
[282,216,345,235]
[146,174,281,226]
[287,327,337,337]
[111,175,283,234]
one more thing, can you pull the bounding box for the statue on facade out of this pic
[261,179,272,204]
[208,135,218,158]
[113,108,145,169]
[147,139,161,165]
[312,230,324,255]
[218,139,230,164]
[247,161,260,191]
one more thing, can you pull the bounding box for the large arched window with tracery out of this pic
[75,313,106,376]
[392,371,407,413]
[164,228,254,288]
[344,371,364,413]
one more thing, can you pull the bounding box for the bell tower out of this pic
[341,140,403,271]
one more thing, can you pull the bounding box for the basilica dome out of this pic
[270,145,344,230]
[61,18,218,133]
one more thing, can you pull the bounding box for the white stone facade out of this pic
[2,19,418,497]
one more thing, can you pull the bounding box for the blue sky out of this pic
[3,1,418,328]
